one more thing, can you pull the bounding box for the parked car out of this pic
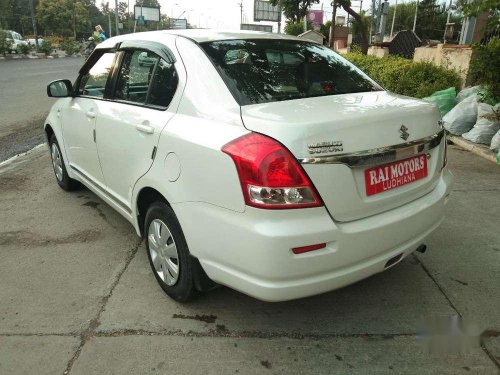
[2,30,28,53]
[27,36,44,47]
[44,30,453,302]
[138,51,157,67]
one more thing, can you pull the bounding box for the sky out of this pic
[151,0,449,32]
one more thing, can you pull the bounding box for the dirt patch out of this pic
[0,229,103,247]
[0,175,29,191]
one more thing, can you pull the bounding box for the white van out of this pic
[3,30,29,53]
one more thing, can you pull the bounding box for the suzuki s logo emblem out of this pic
[399,125,410,140]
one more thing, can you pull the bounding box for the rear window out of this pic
[200,39,382,105]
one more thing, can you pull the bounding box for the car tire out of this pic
[144,202,198,302]
[49,134,80,191]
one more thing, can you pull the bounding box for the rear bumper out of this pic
[174,169,453,302]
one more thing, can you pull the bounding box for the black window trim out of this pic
[72,41,179,111]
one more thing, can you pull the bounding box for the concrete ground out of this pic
[0,145,499,374]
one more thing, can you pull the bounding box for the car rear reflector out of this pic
[292,243,326,255]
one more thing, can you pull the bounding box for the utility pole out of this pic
[390,0,397,39]
[443,0,452,43]
[114,0,120,35]
[370,0,375,42]
[413,0,419,32]
[28,0,38,51]
[106,2,112,37]
[239,2,243,27]
[329,1,336,49]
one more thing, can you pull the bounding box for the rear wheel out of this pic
[49,135,80,191]
[144,202,197,302]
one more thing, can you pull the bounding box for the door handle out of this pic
[86,110,96,119]
[136,123,154,134]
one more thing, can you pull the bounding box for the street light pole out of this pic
[115,0,120,35]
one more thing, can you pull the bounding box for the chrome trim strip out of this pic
[299,130,445,167]
[70,165,132,214]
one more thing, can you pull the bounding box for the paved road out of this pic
[0,145,499,374]
[0,58,83,161]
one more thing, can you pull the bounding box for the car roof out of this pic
[98,29,305,49]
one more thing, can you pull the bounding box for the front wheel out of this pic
[144,202,197,302]
[49,135,80,191]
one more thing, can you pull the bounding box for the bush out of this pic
[343,52,462,98]
[0,32,13,55]
[17,43,31,55]
[60,39,80,56]
[468,38,500,102]
[39,40,53,55]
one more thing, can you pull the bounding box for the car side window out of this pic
[147,58,178,108]
[114,50,158,105]
[78,52,116,98]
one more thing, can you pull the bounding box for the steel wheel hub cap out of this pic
[148,219,179,286]
[51,144,63,182]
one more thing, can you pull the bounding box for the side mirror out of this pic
[47,79,73,98]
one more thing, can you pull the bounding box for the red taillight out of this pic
[222,133,323,209]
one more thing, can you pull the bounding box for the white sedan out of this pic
[44,30,453,302]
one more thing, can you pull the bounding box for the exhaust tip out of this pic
[416,244,427,254]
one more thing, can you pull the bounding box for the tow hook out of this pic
[416,244,427,253]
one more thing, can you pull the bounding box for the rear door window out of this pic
[201,39,382,105]
[114,50,158,105]
[147,58,178,108]
[112,49,179,109]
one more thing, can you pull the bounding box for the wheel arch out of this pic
[135,186,216,292]
[44,123,55,143]
[136,186,170,238]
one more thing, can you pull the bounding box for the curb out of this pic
[447,135,498,164]
[0,54,82,61]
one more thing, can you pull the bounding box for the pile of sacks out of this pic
[441,86,500,154]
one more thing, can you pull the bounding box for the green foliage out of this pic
[284,19,311,36]
[468,38,500,102]
[37,0,92,37]
[270,0,319,23]
[60,38,81,56]
[0,32,13,55]
[344,52,462,98]
[456,0,500,17]
[17,42,31,55]
[320,20,331,42]
[39,40,53,55]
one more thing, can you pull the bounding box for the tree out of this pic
[37,0,91,37]
[336,0,370,54]
[270,0,319,23]
[456,0,500,17]
[284,19,312,35]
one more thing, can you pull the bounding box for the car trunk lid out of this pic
[240,91,445,221]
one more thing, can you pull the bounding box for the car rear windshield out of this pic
[200,39,382,106]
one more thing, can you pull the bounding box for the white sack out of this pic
[443,95,479,135]
[462,103,500,144]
